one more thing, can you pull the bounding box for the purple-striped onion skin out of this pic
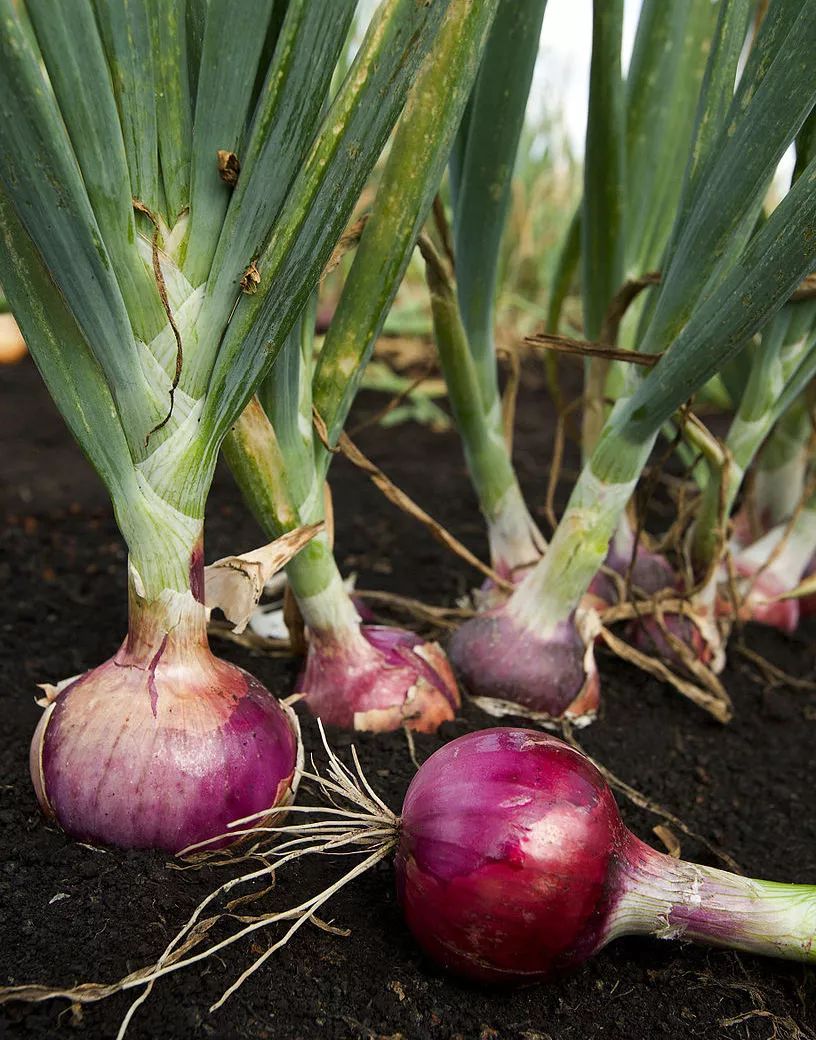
[298,624,460,733]
[30,647,299,853]
[395,728,624,982]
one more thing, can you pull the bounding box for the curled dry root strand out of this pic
[0,724,398,1040]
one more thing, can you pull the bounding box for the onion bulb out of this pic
[298,623,459,733]
[395,729,816,981]
[30,567,300,853]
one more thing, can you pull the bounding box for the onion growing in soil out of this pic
[296,728,816,983]
[226,398,462,735]
[0,0,466,847]
[434,2,816,722]
[224,0,500,732]
[30,551,302,853]
[295,582,460,733]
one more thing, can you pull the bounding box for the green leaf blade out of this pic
[26,0,165,341]
[641,3,816,357]
[0,1,160,452]
[581,0,625,341]
[200,0,453,447]
[150,0,193,224]
[183,0,278,286]
[449,0,548,404]
[93,0,161,217]
[312,0,499,452]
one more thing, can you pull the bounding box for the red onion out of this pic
[586,537,718,673]
[30,564,300,853]
[395,729,816,981]
[30,726,812,1018]
[447,606,599,723]
[298,623,459,732]
[587,539,678,610]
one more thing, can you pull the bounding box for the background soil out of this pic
[1,354,816,1040]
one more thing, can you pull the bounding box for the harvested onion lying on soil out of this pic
[5,725,814,1037]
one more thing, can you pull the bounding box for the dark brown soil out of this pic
[2,355,816,1040]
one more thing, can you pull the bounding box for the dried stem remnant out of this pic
[312,408,513,593]
[216,149,241,187]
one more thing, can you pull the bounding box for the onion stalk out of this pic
[436,0,550,583]
[225,0,504,732]
[448,2,816,721]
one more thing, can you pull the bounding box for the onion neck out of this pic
[120,516,208,665]
[509,467,641,633]
[609,835,816,964]
[486,479,546,579]
[286,532,362,641]
[507,404,655,632]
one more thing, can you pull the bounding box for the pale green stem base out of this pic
[755,453,810,529]
[123,550,208,663]
[507,395,654,631]
[287,538,361,636]
[424,239,545,574]
[486,479,547,577]
[613,840,816,964]
[116,476,206,603]
[509,466,640,632]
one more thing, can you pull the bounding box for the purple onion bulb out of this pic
[447,605,599,723]
[395,729,816,982]
[31,570,300,853]
[298,623,460,733]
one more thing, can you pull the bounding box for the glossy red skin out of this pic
[447,609,598,720]
[298,624,460,733]
[395,728,626,982]
[33,646,298,853]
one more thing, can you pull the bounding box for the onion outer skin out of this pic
[30,645,301,854]
[396,728,621,982]
[447,608,599,724]
[298,623,460,733]
[395,728,816,984]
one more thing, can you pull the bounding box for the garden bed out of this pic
[2,355,816,1040]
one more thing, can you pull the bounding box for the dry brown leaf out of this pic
[312,411,511,592]
[653,824,681,858]
[204,523,323,633]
